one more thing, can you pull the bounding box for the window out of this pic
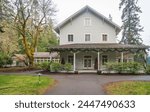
[102,55,108,65]
[84,18,91,26]
[68,56,73,65]
[52,59,60,63]
[68,34,73,42]
[102,34,108,41]
[85,34,90,41]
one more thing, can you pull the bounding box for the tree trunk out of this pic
[28,54,34,67]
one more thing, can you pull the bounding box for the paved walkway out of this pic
[1,72,150,95]
[45,74,150,95]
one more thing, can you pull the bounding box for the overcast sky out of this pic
[54,0,150,45]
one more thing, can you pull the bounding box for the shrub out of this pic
[0,52,13,67]
[106,62,126,73]
[63,63,72,72]
[105,62,115,73]
[106,62,142,74]
[35,61,53,71]
[125,62,142,74]
[37,61,52,71]
[51,62,62,72]
[113,63,125,73]
[145,65,150,74]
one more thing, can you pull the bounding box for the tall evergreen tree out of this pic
[119,0,143,45]
[0,0,4,32]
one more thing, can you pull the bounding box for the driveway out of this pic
[45,74,150,95]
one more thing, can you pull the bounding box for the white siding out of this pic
[59,11,117,45]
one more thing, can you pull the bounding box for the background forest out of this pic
[0,0,58,67]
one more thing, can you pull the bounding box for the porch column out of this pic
[121,52,124,63]
[73,52,76,72]
[97,52,100,70]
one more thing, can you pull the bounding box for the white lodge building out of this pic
[50,6,149,73]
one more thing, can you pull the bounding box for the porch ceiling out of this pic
[49,43,150,52]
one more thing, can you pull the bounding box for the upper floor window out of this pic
[84,18,91,26]
[85,34,91,41]
[68,34,73,42]
[102,34,108,41]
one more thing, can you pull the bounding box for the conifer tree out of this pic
[0,0,4,32]
[119,0,143,45]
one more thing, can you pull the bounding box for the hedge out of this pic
[106,62,142,74]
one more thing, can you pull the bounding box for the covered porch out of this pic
[49,43,149,73]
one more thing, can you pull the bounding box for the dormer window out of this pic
[102,34,108,41]
[68,34,73,42]
[84,17,91,26]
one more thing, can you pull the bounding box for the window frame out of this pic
[83,55,92,68]
[68,34,74,42]
[102,34,108,41]
[85,33,91,42]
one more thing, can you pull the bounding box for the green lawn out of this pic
[105,81,150,95]
[0,75,55,95]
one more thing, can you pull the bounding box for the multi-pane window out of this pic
[68,56,73,65]
[102,55,108,65]
[84,18,91,26]
[84,56,92,68]
[102,34,108,41]
[68,34,73,42]
[85,34,90,41]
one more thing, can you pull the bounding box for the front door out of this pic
[84,56,92,69]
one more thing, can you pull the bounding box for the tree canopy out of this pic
[2,0,56,66]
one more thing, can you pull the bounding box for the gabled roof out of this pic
[55,5,121,34]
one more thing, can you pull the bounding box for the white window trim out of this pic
[84,17,91,26]
[102,34,108,42]
[84,33,91,42]
[68,34,74,42]
[83,55,92,69]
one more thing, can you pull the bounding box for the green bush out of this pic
[63,63,72,72]
[41,62,51,70]
[125,62,142,74]
[145,65,150,74]
[51,62,62,72]
[0,52,13,67]
[106,62,142,74]
[105,62,115,72]
[36,61,52,71]
[106,62,125,73]
[113,63,125,73]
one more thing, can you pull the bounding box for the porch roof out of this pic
[49,43,149,52]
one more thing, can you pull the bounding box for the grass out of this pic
[0,75,55,95]
[104,81,150,95]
